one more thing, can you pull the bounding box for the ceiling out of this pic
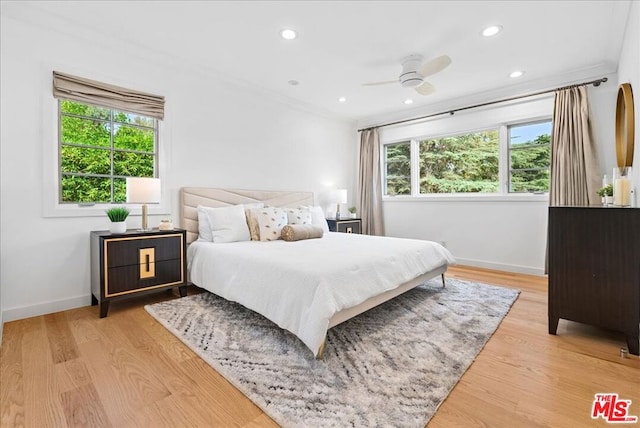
[3,1,631,122]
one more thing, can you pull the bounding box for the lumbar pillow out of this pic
[254,207,288,241]
[204,204,251,243]
[281,224,324,241]
[285,207,312,225]
[300,205,330,233]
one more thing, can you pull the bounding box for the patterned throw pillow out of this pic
[285,208,312,225]
[255,207,288,241]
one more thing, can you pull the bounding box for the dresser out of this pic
[326,218,361,234]
[90,228,187,317]
[548,206,639,355]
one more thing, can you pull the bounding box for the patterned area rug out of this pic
[145,277,519,427]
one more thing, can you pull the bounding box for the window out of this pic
[384,142,411,195]
[59,99,157,203]
[419,129,499,193]
[383,120,552,197]
[508,121,552,193]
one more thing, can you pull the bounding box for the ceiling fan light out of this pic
[400,71,424,88]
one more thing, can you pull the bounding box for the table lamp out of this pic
[126,177,161,231]
[334,189,347,220]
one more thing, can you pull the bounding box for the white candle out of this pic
[614,178,631,206]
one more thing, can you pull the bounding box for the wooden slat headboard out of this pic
[180,187,315,244]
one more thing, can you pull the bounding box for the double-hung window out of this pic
[52,71,165,206]
[383,119,552,196]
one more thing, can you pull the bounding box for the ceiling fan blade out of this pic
[362,80,398,86]
[415,81,436,96]
[418,55,452,77]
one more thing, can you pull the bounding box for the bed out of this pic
[181,187,455,358]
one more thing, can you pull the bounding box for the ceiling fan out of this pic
[363,54,452,96]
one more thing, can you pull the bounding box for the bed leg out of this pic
[441,273,446,288]
[316,340,326,360]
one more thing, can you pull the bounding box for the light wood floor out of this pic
[1,266,638,427]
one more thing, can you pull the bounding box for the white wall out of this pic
[0,12,356,322]
[378,79,617,276]
[617,0,640,199]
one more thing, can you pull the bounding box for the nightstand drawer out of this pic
[106,235,182,268]
[106,259,183,296]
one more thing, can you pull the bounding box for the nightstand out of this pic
[90,228,187,318]
[326,218,361,234]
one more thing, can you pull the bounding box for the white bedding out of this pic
[187,232,455,356]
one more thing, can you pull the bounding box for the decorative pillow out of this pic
[285,208,312,225]
[281,224,324,241]
[300,205,330,233]
[244,203,264,241]
[197,205,214,241]
[255,207,288,241]
[204,204,251,243]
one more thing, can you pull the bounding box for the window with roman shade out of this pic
[52,72,165,204]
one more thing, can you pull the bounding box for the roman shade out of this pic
[52,71,165,120]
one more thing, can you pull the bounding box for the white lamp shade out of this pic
[334,188,348,204]
[126,177,161,203]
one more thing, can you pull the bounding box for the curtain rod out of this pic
[358,77,608,132]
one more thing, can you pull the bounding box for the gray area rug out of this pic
[145,277,519,427]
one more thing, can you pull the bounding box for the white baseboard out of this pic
[454,257,546,277]
[2,294,91,323]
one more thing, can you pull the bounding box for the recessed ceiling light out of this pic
[338,97,347,103]
[482,25,502,37]
[509,70,524,78]
[404,99,414,105]
[288,80,299,86]
[280,29,297,40]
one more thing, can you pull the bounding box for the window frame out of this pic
[57,99,159,204]
[381,117,552,202]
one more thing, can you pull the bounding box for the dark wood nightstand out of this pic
[326,218,361,234]
[90,228,187,318]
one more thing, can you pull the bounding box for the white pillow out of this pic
[285,207,313,225]
[204,204,251,243]
[197,205,213,241]
[300,205,330,233]
[254,207,288,241]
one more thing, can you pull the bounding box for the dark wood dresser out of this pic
[90,228,187,317]
[548,206,639,355]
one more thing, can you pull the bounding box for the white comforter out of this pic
[187,232,455,356]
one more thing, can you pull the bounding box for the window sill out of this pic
[43,203,171,218]
[382,193,549,203]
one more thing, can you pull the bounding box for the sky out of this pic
[510,121,552,145]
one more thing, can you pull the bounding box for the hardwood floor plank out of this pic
[60,383,111,428]
[43,312,79,364]
[2,265,638,427]
[21,318,67,427]
[0,320,26,428]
